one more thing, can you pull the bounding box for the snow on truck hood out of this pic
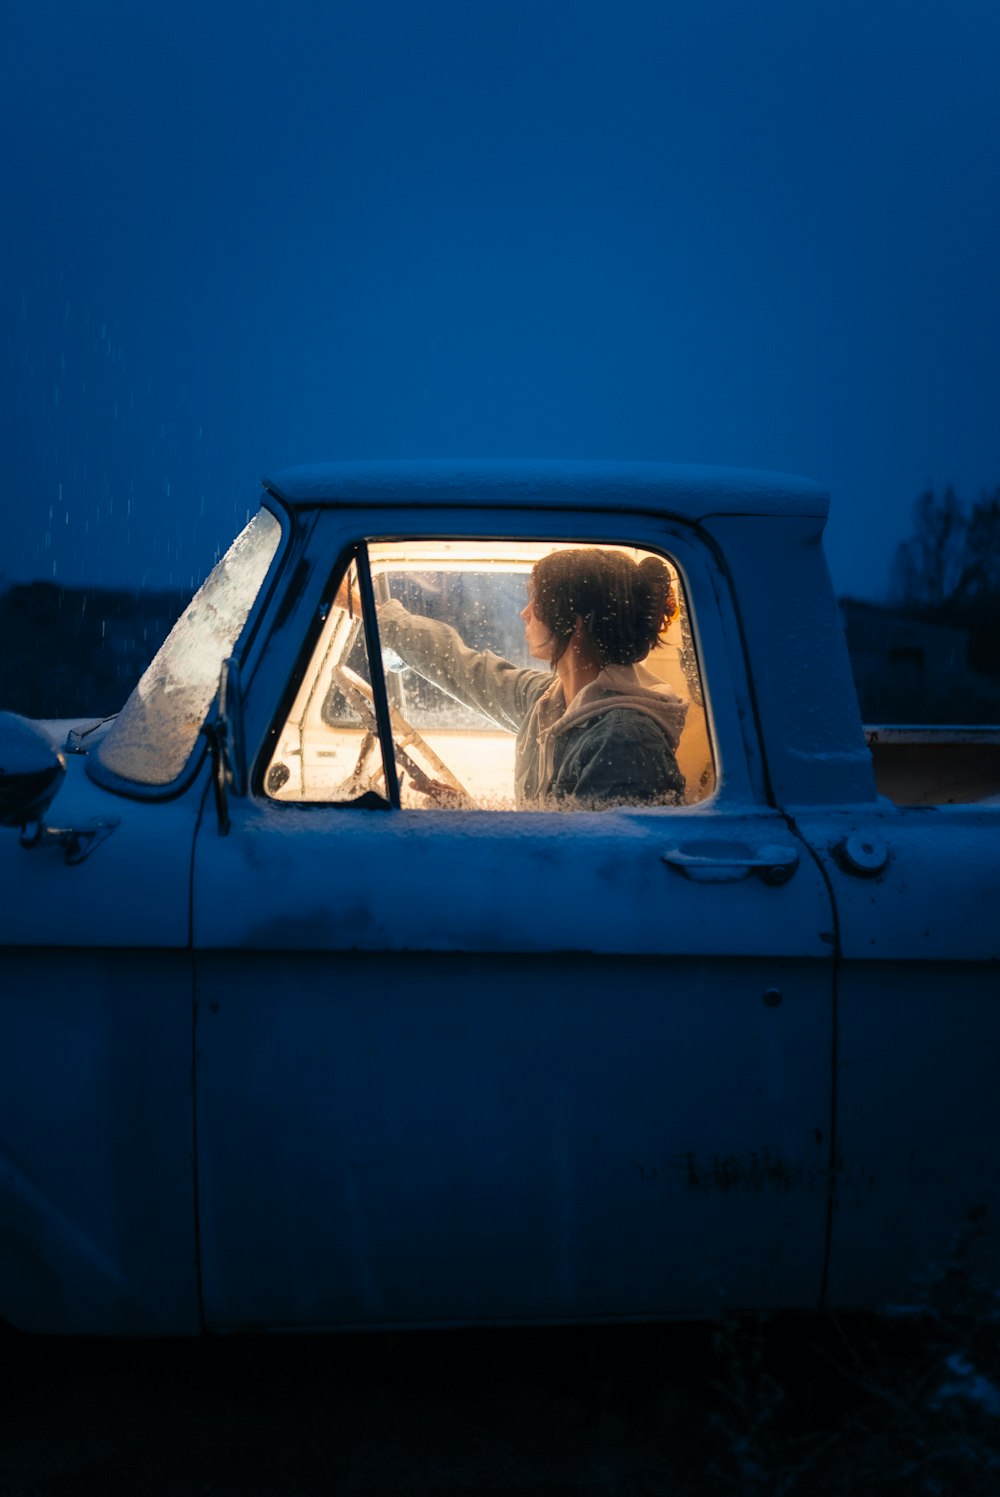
[263,459,830,522]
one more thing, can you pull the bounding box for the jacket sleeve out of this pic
[376,598,549,733]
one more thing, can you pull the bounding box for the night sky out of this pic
[4,0,999,599]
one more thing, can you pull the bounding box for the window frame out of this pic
[255,516,743,813]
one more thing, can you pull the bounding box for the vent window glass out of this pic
[95,508,281,787]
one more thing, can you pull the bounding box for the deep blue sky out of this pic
[3,0,999,599]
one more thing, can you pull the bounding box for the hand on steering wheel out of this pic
[331,665,475,807]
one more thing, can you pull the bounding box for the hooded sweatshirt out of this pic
[377,599,687,808]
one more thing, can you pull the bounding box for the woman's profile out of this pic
[369,547,688,809]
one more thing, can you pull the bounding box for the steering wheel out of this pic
[331,665,475,807]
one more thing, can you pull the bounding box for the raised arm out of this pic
[376,597,549,733]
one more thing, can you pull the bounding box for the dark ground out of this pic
[0,1315,966,1497]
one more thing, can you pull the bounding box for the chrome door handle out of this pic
[661,842,800,885]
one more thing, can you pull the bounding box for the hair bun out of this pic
[638,555,677,630]
[531,547,677,666]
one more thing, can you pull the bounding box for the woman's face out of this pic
[520,594,556,662]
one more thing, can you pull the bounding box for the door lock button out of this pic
[834,833,889,877]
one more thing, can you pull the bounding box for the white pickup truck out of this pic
[1,459,998,1336]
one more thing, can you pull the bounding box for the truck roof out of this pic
[263,459,829,522]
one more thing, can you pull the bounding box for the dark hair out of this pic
[530,548,677,667]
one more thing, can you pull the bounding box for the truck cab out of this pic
[2,460,997,1333]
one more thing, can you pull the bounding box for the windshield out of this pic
[93,508,282,787]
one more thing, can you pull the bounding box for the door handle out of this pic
[661,841,800,885]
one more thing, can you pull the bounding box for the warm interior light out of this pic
[265,537,714,808]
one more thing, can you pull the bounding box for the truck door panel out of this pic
[192,511,838,1328]
[795,804,1000,1306]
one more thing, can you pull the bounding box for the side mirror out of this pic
[0,712,66,829]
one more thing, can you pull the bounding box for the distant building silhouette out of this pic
[840,599,1000,725]
[0,581,187,719]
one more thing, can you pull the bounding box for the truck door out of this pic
[793,799,1000,1306]
[0,770,200,1334]
[192,511,838,1329]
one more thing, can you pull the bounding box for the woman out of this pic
[373,547,688,808]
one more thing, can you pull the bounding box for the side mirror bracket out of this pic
[205,657,246,836]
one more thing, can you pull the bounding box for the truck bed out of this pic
[866,725,1000,806]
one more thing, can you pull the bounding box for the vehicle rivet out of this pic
[763,987,783,1008]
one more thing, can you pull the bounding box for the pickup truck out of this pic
[2,458,998,1336]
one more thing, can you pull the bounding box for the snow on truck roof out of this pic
[263,459,829,521]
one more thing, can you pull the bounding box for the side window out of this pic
[265,539,715,810]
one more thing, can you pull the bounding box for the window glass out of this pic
[265,563,388,803]
[95,508,281,787]
[266,539,714,810]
